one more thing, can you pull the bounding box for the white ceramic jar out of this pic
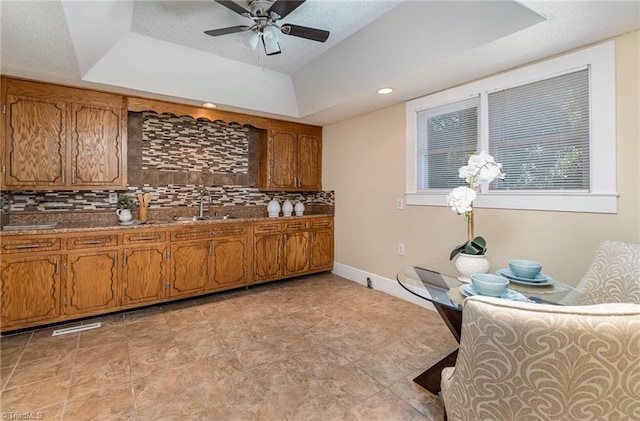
[282,199,293,217]
[116,208,132,223]
[294,201,305,216]
[267,199,281,217]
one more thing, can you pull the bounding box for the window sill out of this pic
[406,191,618,214]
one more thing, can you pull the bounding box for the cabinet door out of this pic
[70,103,125,188]
[3,94,67,188]
[253,234,283,283]
[297,134,322,191]
[310,229,334,271]
[122,246,167,305]
[268,130,298,190]
[211,237,249,290]
[0,255,61,329]
[169,241,213,297]
[65,250,119,316]
[283,231,310,276]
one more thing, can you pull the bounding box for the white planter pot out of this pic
[454,253,490,283]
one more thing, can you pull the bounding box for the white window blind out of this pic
[416,96,479,190]
[488,69,590,191]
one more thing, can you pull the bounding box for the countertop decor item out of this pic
[294,201,305,216]
[448,151,504,259]
[137,193,152,222]
[282,199,293,217]
[116,194,135,223]
[267,198,281,217]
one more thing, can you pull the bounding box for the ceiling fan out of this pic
[205,0,330,56]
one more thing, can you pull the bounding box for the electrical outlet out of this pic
[398,243,405,256]
[108,193,118,204]
[396,198,404,210]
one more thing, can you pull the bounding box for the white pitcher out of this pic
[116,208,132,223]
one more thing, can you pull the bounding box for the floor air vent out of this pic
[52,322,101,336]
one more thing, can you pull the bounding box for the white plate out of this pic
[119,220,135,225]
[459,284,527,301]
[496,268,554,286]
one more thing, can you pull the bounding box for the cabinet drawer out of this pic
[172,224,248,241]
[171,228,213,242]
[310,218,333,229]
[284,221,310,232]
[123,231,167,244]
[253,222,282,234]
[67,234,119,250]
[1,237,61,254]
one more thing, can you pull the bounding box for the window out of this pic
[406,41,616,213]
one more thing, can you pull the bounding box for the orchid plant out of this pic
[448,151,504,260]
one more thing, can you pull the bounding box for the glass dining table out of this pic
[396,262,593,394]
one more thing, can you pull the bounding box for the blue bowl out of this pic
[509,259,542,279]
[471,273,509,297]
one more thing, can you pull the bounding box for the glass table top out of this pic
[397,262,593,310]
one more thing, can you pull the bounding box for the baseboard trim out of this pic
[332,262,436,311]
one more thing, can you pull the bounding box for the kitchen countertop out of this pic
[0,213,334,236]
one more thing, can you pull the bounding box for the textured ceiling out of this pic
[2,1,639,126]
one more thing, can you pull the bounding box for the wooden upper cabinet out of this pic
[70,103,125,187]
[259,121,322,192]
[1,77,127,190]
[3,93,67,187]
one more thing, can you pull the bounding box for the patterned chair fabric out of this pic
[441,296,640,421]
[574,240,640,304]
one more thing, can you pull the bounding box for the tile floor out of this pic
[0,273,456,421]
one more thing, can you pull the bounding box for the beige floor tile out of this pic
[348,388,430,420]
[0,332,31,350]
[20,337,78,363]
[318,364,384,409]
[269,378,346,421]
[132,364,198,410]
[4,355,73,389]
[130,346,189,379]
[1,375,69,413]
[63,381,134,421]
[388,374,447,419]
[1,346,24,368]
[67,356,131,399]
[188,352,245,384]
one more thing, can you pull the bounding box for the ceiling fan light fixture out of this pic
[243,30,260,50]
[262,35,281,56]
[262,24,279,42]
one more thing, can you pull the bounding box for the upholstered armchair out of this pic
[441,296,640,421]
[573,240,640,304]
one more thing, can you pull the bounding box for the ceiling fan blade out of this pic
[204,25,251,37]
[281,24,329,42]
[267,0,306,19]
[215,0,250,16]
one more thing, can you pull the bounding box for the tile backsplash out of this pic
[1,111,334,214]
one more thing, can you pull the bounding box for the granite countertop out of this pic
[0,213,334,236]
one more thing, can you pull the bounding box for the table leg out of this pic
[413,348,459,394]
[413,303,463,394]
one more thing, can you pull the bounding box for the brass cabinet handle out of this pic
[133,236,156,241]
[15,244,41,249]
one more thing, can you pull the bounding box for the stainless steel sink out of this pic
[169,215,236,223]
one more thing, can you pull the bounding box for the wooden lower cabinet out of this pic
[284,231,310,276]
[211,236,250,289]
[0,254,61,328]
[310,219,334,271]
[122,246,168,305]
[169,241,213,297]
[64,250,119,316]
[253,233,283,283]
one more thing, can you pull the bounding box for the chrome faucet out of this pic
[198,188,211,218]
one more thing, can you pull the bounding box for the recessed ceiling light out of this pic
[377,87,393,95]
[202,102,217,108]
